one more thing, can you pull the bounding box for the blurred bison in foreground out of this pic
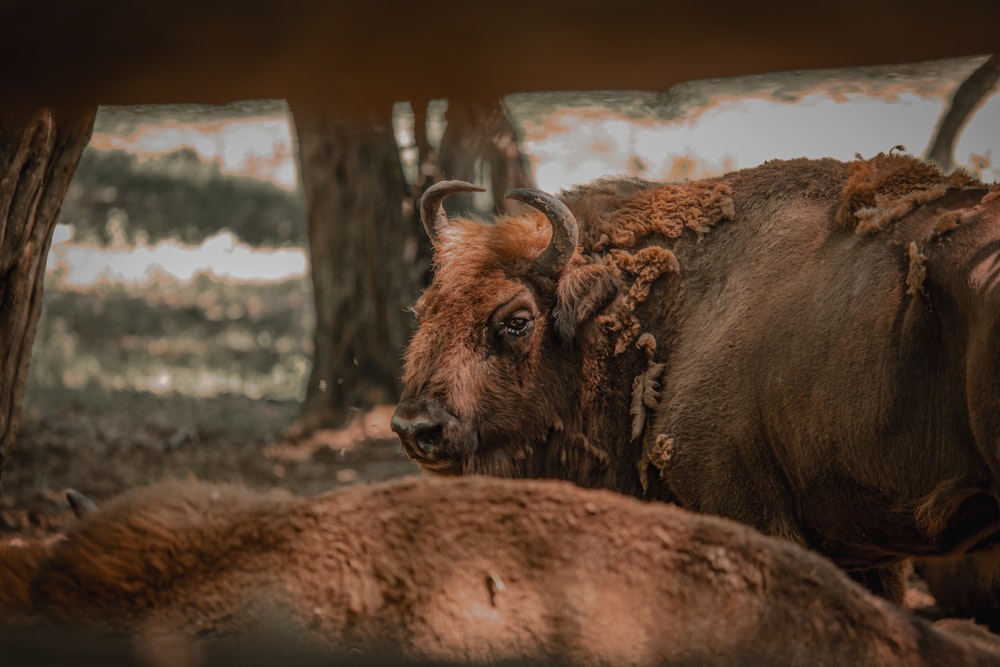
[3,476,999,666]
[392,154,1000,602]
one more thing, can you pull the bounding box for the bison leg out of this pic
[849,563,908,605]
[920,552,1000,631]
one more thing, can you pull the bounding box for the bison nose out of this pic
[391,406,445,456]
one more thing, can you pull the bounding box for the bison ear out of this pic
[553,263,621,344]
[66,489,98,518]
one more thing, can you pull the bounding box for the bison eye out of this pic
[489,296,538,357]
[505,315,532,336]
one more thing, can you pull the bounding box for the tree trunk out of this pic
[291,109,422,433]
[926,54,1000,171]
[437,97,535,216]
[289,98,533,434]
[0,108,96,480]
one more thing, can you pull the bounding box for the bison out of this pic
[2,475,1000,666]
[391,153,1000,601]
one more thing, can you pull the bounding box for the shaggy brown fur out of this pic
[591,180,735,249]
[930,209,966,239]
[3,476,1000,667]
[395,154,1000,606]
[906,241,928,297]
[835,152,978,233]
[606,245,681,353]
[630,361,665,441]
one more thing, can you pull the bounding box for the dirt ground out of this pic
[1,387,420,538]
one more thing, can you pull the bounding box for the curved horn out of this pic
[504,188,579,275]
[419,180,486,242]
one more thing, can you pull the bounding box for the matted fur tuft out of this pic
[836,152,981,234]
[906,241,929,297]
[560,179,732,353]
[589,181,735,251]
[603,246,681,354]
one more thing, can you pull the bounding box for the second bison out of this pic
[3,476,1000,666]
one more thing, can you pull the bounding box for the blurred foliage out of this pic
[20,384,302,458]
[28,275,313,402]
[93,101,291,135]
[506,57,987,125]
[11,109,422,531]
[59,147,306,247]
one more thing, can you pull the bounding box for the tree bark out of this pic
[926,55,1000,172]
[291,109,422,433]
[0,108,96,480]
[290,98,533,434]
[437,97,535,216]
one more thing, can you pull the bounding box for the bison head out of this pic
[392,180,622,480]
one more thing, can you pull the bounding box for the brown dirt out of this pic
[1,389,420,538]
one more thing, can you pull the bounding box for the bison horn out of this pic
[420,180,486,242]
[505,188,579,275]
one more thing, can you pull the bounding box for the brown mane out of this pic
[521,177,730,356]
